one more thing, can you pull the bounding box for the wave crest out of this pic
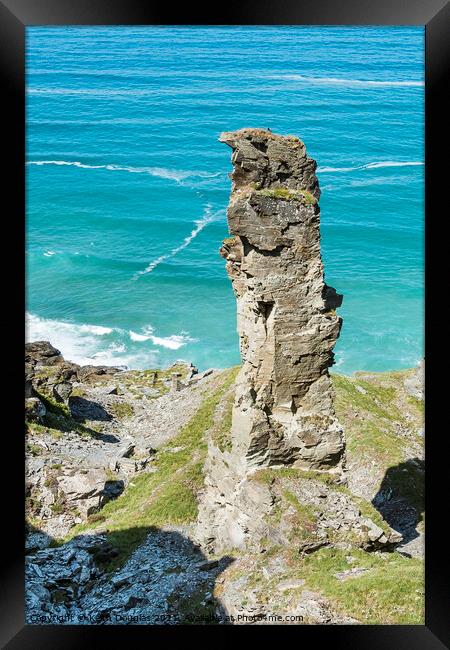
[277,74,423,88]
[134,204,222,279]
[129,327,196,350]
[317,161,424,173]
[26,160,219,183]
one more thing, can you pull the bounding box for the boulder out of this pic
[25,341,64,367]
[56,469,107,516]
[25,397,46,422]
[53,382,73,403]
[77,365,120,382]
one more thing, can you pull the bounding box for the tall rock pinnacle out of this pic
[196,128,345,552]
[220,128,344,469]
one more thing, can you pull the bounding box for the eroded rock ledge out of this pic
[196,128,345,551]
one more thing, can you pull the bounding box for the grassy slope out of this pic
[294,547,424,624]
[331,369,424,527]
[331,369,423,466]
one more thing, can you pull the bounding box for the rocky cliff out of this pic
[196,129,345,552]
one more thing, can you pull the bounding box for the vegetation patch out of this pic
[331,371,423,465]
[27,389,100,438]
[256,187,317,205]
[118,363,192,398]
[109,401,134,420]
[254,466,340,488]
[281,489,319,543]
[168,583,218,624]
[26,442,43,457]
[407,395,424,414]
[287,546,424,624]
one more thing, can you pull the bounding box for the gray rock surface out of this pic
[196,129,345,552]
[26,528,231,625]
[25,342,222,538]
[404,359,424,401]
[220,128,344,470]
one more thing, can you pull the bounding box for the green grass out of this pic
[331,372,423,465]
[288,546,424,624]
[408,395,425,414]
[109,401,134,419]
[64,367,240,570]
[256,187,317,205]
[26,420,61,438]
[168,583,218,625]
[254,466,339,487]
[281,489,319,543]
[253,466,392,543]
[70,387,86,398]
[26,442,43,457]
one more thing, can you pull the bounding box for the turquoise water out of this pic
[26,26,424,373]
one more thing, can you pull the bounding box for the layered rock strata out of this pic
[196,128,345,551]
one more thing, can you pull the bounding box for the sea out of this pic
[26,26,424,374]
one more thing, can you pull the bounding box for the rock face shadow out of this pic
[372,457,424,544]
[69,396,113,422]
[25,524,235,625]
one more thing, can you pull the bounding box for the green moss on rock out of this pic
[256,187,317,205]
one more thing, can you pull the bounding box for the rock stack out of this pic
[196,128,345,551]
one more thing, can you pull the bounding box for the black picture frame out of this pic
[1,0,449,646]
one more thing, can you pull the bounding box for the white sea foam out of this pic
[277,74,423,88]
[317,161,424,173]
[129,331,151,342]
[129,328,195,349]
[26,313,127,367]
[134,204,221,279]
[43,250,56,257]
[140,325,197,350]
[362,161,424,169]
[148,335,189,350]
[26,313,196,368]
[78,324,113,335]
[26,160,218,183]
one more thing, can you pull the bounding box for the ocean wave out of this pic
[26,313,196,368]
[277,74,423,87]
[129,327,196,350]
[317,161,424,173]
[78,324,113,335]
[134,204,222,279]
[27,88,156,96]
[26,160,219,183]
